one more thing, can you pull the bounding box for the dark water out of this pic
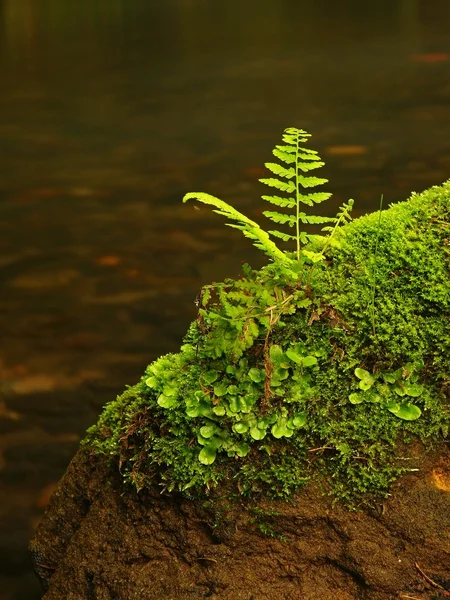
[1,1,450,598]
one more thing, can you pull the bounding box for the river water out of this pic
[0,1,450,598]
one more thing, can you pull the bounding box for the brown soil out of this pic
[30,446,450,600]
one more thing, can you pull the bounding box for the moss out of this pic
[83,181,450,505]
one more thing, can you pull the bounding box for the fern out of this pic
[182,192,293,267]
[183,127,351,268]
[260,127,334,262]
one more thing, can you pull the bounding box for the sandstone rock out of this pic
[30,447,450,600]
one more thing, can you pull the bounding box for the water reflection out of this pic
[0,2,449,598]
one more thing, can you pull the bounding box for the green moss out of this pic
[83,180,450,507]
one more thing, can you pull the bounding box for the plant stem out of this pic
[295,133,301,262]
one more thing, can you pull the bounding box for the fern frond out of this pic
[261,195,296,208]
[297,161,325,173]
[183,192,292,266]
[259,178,296,193]
[269,230,296,242]
[298,192,332,206]
[298,213,336,225]
[263,211,296,226]
[183,127,345,268]
[259,127,333,261]
[298,175,328,188]
[272,149,296,164]
[264,163,295,179]
[274,145,296,154]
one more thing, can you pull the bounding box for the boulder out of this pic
[30,446,450,599]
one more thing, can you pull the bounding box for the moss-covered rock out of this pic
[84,181,450,505]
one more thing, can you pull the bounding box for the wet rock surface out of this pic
[30,447,450,600]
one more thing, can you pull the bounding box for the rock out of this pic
[30,447,450,599]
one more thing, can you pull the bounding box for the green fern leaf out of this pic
[264,163,295,179]
[300,192,332,205]
[299,214,336,225]
[298,175,328,188]
[259,127,333,261]
[297,161,325,173]
[269,230,296,242]
[274,145,296,154]
[263,211,296,226]
[183,192,292,265]
[272,149,296,164]
[259,178,296,193]
[184,127,342,267]
[261,195,296,208]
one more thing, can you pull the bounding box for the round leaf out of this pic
[248,368,264,383]
[388,402,422,421]
[286,349,302,365]
[198,445,217,465]
[214,383,228,397]
[292,413,307,428]
[355,368,371,380]
[145,376,158,389]
[269,345,284,364]
[271,422,294,439]
[200,424,217,438]
[203,370,219,384]
[157,393,177,408]
[235,443,250,457]
[302,356,317,367]
[233,421,249,434]
[403,384,423,397]
[213,405,226,416]
[349,393,364,405]
[250,426,266,440]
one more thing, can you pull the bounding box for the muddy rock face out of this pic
[30,447,450,600]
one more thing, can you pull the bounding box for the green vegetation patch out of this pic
[84,128,450,505]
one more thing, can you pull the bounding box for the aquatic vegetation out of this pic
[84,129,450,504]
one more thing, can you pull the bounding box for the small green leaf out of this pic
[198,445,217,465]
[250,426,266,440]
[229,396,247,413]
[355,367,375,390]
[212,405,226,416]
[355,367,371,380]
[382,372,396,384]
[269,344,284,363]
[203,370,219,384]
[271,420,294,438]
[387,402,422,421]
[292,413,307,428]
[286,349,302,364]
[163,385,177,397]
[233,421,249,434]
[264,163,295,179]
[200,424,217,438]
[214,383,228,397]
[259,178,296,193]
[393,382,406,397]
[403,384,423,397]
[235,443,250,457]
[349,393,364,405]
[145,376,158,389]
[227,385,239,394]
[248,368,264,383]
[302,355,317,367]
[157,393,177,408]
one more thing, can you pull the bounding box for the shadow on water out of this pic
[0,1,449,597]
